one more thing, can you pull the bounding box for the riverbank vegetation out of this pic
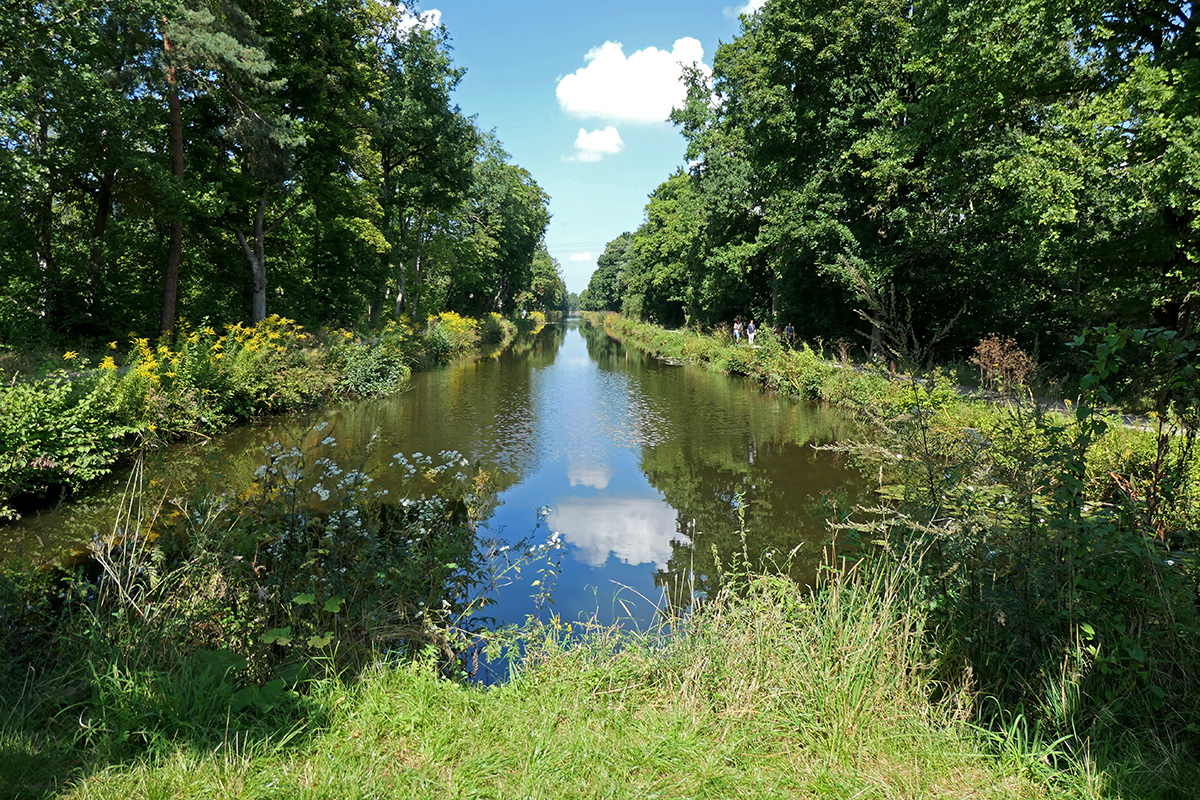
[0,501,1114,799]
[578,5,1200,775]
[597,311,1200,797]
[1,0,574,521]
[0,311,546,522]
[0,0,567,347]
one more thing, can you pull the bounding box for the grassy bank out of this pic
[0,311,546,521]
[4,562,1112,799]
[593,312,1200,797]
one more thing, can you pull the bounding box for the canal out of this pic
[5,319,860,630]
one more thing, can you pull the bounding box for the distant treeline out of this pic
[583,0,1198,364]
[0,0,566,343]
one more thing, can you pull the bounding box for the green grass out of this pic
[3,565,1109,800]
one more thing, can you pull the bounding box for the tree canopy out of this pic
[0,0,557,343]
[602,0,1198,362]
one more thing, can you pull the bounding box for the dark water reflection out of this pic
[4,321,860,629]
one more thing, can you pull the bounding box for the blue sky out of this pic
[417,0,764,294]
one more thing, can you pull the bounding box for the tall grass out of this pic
[32,561,1105,800]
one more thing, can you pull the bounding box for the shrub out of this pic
[429,312,480,354]
[971,334,1036,393]
[479,313,516,345]
[0,373,140,518]
[329,323,413,397]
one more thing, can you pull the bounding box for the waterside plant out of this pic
[0,313,537,521]
[2,545,1116,799]
[595,311,1200,796]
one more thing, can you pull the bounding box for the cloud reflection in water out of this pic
[548,496,686,568]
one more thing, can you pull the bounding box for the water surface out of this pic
[5,321,860,628]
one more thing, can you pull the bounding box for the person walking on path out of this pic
[784,321,795,348]
[747,319,757,345]
[733,319,742,343]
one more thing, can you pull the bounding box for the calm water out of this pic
[5,320,860,628]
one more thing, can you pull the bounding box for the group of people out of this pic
[731,318,797,347]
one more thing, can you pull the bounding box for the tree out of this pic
[623,172,701,326]
[371,15,478,319]
[580,233,632,312]
[522,243,567,313]
[445,138,550,316]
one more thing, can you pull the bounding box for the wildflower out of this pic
[63,350,78,361]
[108,341,118,350]
[100,356,117,371]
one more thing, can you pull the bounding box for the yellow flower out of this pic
[100,356,117,371]
[108,341,118,350]
[63,351,78,361]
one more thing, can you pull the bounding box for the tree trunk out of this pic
[86,175,113,317]
[235,189,270,323]
[770,245,783,323]
[408,252,422,317]
[398,268,412,319]
[408,211,429,318]
[34,109,55,320]
[160,23,185,336]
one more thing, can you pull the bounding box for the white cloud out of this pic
[556,38,710,123]
[724,0,767,18]
[568,252,594,262]
[567,126,624,162]
[548,497,684,568]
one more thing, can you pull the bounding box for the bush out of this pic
[479,313,516,345]
[843,375,1200,745]
[329,322,413,397]
[0,375,139,519]
[0,429,515,760]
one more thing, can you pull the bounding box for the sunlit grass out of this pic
[50,565,1103,800]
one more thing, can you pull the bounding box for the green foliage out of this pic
[840,341,1200,748]
[0,427,505,766]
[0,377,124,518]
[478,312,516,345]
[330,326,413,398]
[596,0,1200,364]
[7,563,1116,799]
[580,233,632,313]
[0,314,533,518]
[0,1,549,344]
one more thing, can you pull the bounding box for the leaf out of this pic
[293,592,316,605]
[307,632,334,648]
[262,626,293,645]
[323,595,346,613]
